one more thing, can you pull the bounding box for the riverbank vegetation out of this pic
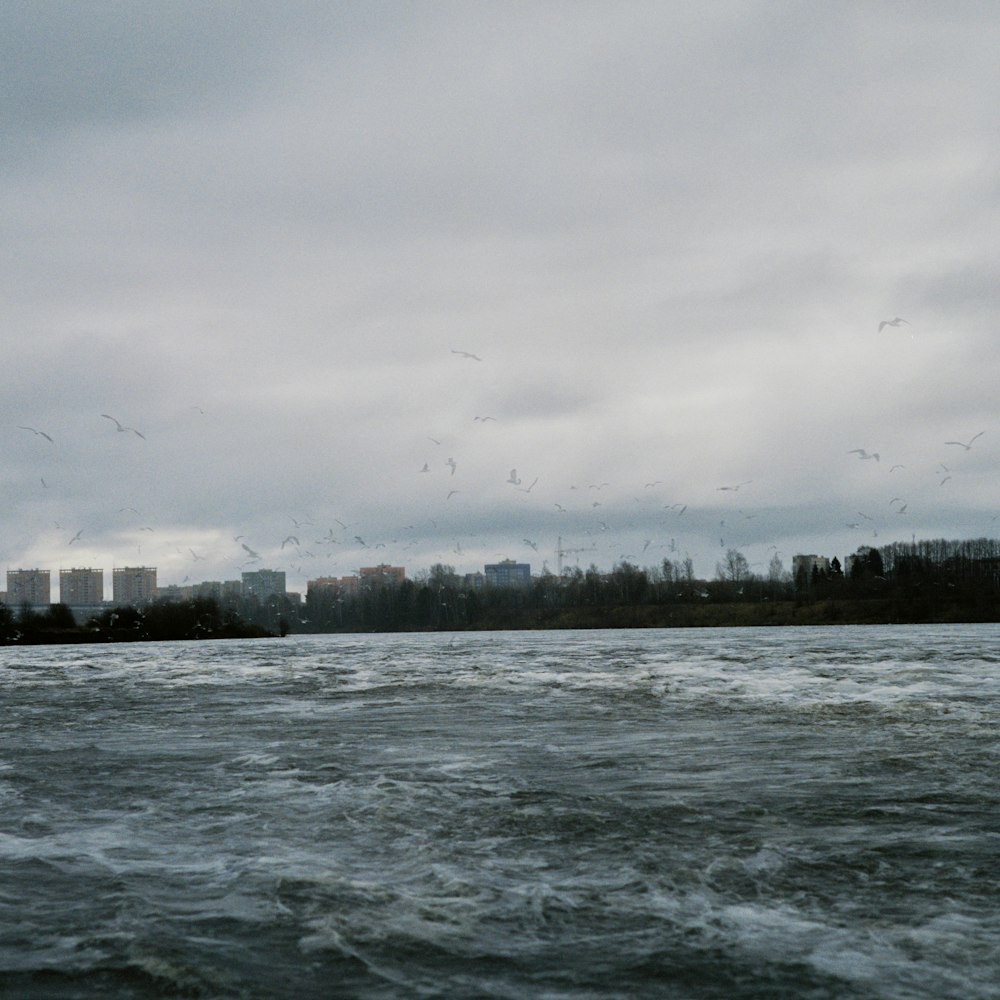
[3,538,997,642]
[0,597,274,644]
[300,537,1000,632]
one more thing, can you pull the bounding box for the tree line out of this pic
[4,536,997,641]
[0,597,274,644]
[296,538,1000,632]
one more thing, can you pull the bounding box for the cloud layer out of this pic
[3,2,999,597]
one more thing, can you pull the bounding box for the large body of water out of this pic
[1,625,998,999]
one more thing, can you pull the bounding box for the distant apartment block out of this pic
[113,566,157,606]
[792,555,831,581]
[6,569,51,607]
[484,559,531,587]
[308,575,359,597]
[359,564,405,587]
[59,567,104,606]
[156,584,192,603]
[191,581,222,600]
[242,569,286,600]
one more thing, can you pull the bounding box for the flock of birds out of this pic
[8,320,995,589]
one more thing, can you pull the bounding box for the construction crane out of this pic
[556,536,598,576]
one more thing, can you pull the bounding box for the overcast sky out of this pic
[3,1,999,599]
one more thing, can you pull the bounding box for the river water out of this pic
[1,625,998,999]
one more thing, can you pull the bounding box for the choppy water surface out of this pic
[2,625,998,999]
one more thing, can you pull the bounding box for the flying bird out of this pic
[446,457,457,475]
[241,542,260,559]
[516,478,538,493]
[945,432,984,451]
[450,349,482,361]
[18,425,54,443]
[717,481,752,491]
[281,535,299,549]
[878,317,909,332]
[847,449,879,462]
[68,530,83,545]
[507,469,521,485]
[101,414,145,439]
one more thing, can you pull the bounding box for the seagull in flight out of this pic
[717,481,752,491]
[945,431,985,451]
[450,349,482,361]
[68,529,83,545]
[101,414,145,439]
[516,478,538,493]
[446,457,457,475]
[240,542,260,559]
[847,449,879,462]
[878,317,909,332]
[507,469,521,485]
[18,425,54,443]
